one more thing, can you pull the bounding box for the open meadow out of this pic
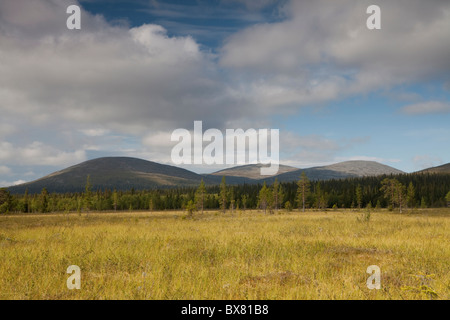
[0,209,448,300]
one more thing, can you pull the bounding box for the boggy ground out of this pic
[0,208,448,300]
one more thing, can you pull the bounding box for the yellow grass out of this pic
[0,209,449,300]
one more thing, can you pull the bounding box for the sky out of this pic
[0,0,450,187]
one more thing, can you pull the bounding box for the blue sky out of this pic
[0,0,450,186]
[80,0,284,48]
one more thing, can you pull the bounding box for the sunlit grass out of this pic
[0,209,448,300]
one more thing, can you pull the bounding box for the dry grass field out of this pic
[0,209,448,300]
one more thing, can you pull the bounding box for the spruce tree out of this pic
[219,176,227,213]
[195,179,206,214]
[84,175,92,212]
[296,172,310,212]
[356,184,363,210]
[407,182,416,208]
[258,182,271,214]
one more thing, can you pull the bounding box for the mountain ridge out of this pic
[211,163,298,179]
[418,163,450,174]
[214,160,405,183]
[7,157,208,193]
[5,157,414,194]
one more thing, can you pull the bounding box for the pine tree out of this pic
[185,200,197,217]
[407,182,416,209]
[229,186,235,213]
[314,183,327,210]
[149,199,153,212]
[0,188,13,214]
[195,179,206,214]
[24,188,29,213]
[40,188,49,213]
[241,194,248,211]
[272,178,281,213]
[380,178,397,209]
[376,199,381,209]
[258,182,271,214]
[285,200,292,212]
[421,196,427,208]
[446,191,450,207]
[219,176,227,213]
[84,175,92,212]
[113,189,118,211]
[396,181,406,213]
[356,184,363,210]
[296,172,310,212]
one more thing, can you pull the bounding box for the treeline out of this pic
[1,173,449,214]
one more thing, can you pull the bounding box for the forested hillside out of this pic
[1,173,449,214]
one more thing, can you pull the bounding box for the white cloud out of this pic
[0,0,448,182]
[13,180,26,186]
[142,131,174,148]
[0,0,238,136]
[220,0,450,109]
[401,101,450,115]
[4,0,447,142]
[0,0,250,180]
[0,141,86,167]
[0,180,27,188]
[80,128,110,137]
[130,24,201,61]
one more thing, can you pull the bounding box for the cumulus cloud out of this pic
[220,0,450,109]
[0,0,249,181]
[0,0,448,183]
[142,131,174,149]
[5,0,446,141]
[80,128,110,137]
[0,141,86,167]
[0,180,27,188]
[0,0,252,139]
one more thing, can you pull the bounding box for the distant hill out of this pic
[319,161,404,176]
[263,167,358,183]
[8,157,249,194]
[258,160,404,183]
[8,157,205,193]
[417,163,450,174]
[211,161,403,182]
[211,164,298,179]
[7,157,406,194]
